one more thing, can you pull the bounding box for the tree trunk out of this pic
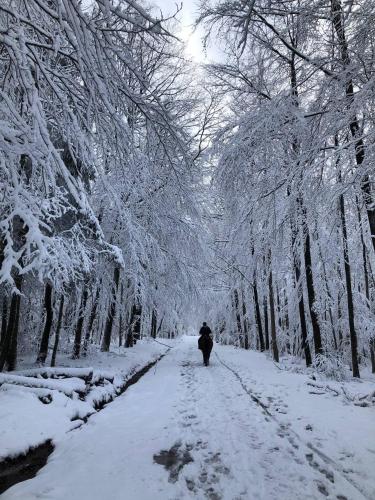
[253,281,265,351]
[72,286,88,359]
[356,199,370,302]
[157,316,164,335]
[290,207,313,363]
[1,297,8,345]
[151,309,157,339]
[318,237,338,350]
[6,287,21,371]
[36,282,54,364]
[276,285,282,330]
[331,0,375,254]
[293,242,312,366]
[337,280,343,349]
[118,284,124,347]
[1,215,26,371]
[263,295,270,350]
[82,285,100,356]
[101,267,120,352]
[118,312,123,347]
[303,218,323,355]
[51,294,65,367]
[125,325,134,348]
[370,339,375,374]
[241,289,249,350]
[268,254,279,362]
[339,193,360,377]
[355,198,375,370]
[233,289,243,345]
[0,275,23,372]
[125,304,137,348]
[132,304,142,344]
[283,287,290,332]
[289,48,320,360]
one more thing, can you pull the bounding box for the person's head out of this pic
[202,322,207,326]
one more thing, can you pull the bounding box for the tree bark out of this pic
[339,193,360,377]
[289,51,313,364]
[1,215,26,371]
[241,289,249,350]
[263,295,270,350]
[356,199,370,302]
[157,315,164,335]
[331,0,375,253]
[125,315,134,348]
[293,240,312,366]
[37,282,54,364]
[297,282,312,365]
[125,303,139,348]
[0,275,23,371]
[302,218,323,355]
[6,287,21,371]
[1,297,7,345]
[72,286,88,359]
[317,230,338,350]
[118,284,124,347]
[51,294,65,367]
[253,281,265,351]
[233,289,243,345]
[276,285,282,331]
[370,339,375,374]
[356,199,375,371]
[268,254,279,362]
[82,285,100,356]
[101,267,120,352]
[290,210,313,362]
[132,304,142,344]
[151,309,157,339]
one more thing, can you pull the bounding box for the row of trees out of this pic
[201,0,375,377]
[0,0,207,370]
[3,0,375,378]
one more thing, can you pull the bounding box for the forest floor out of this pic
[1,336,375,500]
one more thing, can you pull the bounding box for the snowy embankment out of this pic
[0,339,173,461]
[214,345,375,499]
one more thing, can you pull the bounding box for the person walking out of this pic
[198,322,213,366]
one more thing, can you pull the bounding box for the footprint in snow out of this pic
[153,442,193,483]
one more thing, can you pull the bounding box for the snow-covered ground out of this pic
[217,346,375,498]
[2,336,374,499]
[0,339,171,461]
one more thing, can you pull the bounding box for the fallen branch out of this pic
[0,374,86,397]
[307,381,375,406]
[16,367,93,382]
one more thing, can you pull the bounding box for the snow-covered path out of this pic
[2,337,371,500]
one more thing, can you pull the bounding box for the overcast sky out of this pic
[151,0,209,62]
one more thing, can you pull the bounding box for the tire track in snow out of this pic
[214,351,370,500]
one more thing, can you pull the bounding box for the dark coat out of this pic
[198,328,213,352]
[199,325,211,336]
